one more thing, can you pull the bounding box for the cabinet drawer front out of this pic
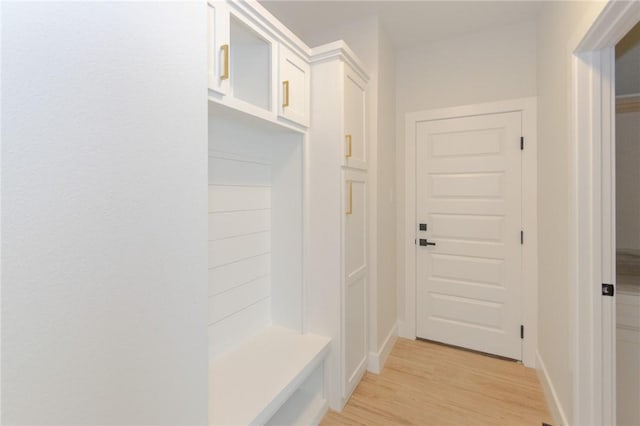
[343,66,367,169]
[278,45,310,127]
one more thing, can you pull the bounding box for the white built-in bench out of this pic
[210,326,330,425]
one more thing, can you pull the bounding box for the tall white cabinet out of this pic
[307,42,369,410]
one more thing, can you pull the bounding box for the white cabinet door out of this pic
[278,45,310,127]
[343,66,366,170]
[343,169,367,399]
[208,1,230,95]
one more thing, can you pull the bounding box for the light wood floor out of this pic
[321,338,553,426]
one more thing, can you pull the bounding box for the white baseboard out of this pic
[536,350,569,426]
[367,322,398,374]
[310,399,329,426]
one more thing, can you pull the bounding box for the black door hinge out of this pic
[520,325,524,339]
[602,283,615,297]
[520,231,524,244]
[520,136,524,150]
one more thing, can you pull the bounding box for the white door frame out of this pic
[401,97,538,368]
[571,2,640,425]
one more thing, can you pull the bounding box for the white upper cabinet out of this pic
[228,14,275,112]
[278,45,310,127]
[207,0,311,130]
[207,1,230,95]
[343,67,367,170]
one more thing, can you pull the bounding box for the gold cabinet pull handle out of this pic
[282,80,290,107]
[345,134,352,158]
[220,44,229,80]
[346,181,353,215]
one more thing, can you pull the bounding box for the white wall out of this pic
[616,110,640,251]
[395,21,537,327]
[376,27,397,349]
[2,2,208,424]
[302,15,398,357]
[535,2,606,424]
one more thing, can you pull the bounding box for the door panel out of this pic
[430,214,505,242]
[345,176,366,278]
[416,112,522,360]
[430,253,504,286]
[344,274,366,397]
[207,1,230,95]
[343,68,366,170]
[430,173,504,199]
[343,169,367,399]
[278,45,310,126]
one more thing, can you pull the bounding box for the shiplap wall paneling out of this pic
[208,108,304,360]
[208,113,272,359]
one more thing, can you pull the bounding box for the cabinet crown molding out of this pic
[310,41,370,82]
[226,0,311,60]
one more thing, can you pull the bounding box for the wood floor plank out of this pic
[321,338,553,426]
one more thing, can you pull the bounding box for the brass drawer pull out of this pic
[220,44,229,80]
[283,80,290,107]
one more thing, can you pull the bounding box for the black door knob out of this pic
[419,239,436,246]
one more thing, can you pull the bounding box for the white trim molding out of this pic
[537,351,569,426]
[402,97,538,368]
[309,41,370,83]
[570,2,640,425]
[367,322,398,374]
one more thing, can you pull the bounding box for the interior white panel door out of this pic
[415,112,523,360]
[343,169,367,398]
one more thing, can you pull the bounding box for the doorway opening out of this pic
[402,98,538,368]
[414,111,524,361]
[614,21,640,426]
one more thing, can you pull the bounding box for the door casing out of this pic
[401,97,538,368]
[571,2,640,425]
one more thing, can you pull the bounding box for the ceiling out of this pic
[260,1,543,49]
